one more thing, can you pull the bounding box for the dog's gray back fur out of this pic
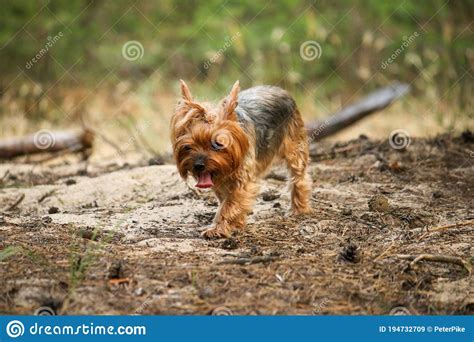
[235,85,296,159]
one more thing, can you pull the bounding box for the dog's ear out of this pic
[180,79,193,102]
[173,80,208,135]
[222,80,240,121]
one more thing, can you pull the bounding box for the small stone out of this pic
[134,287,144,296]
[148,157,164,166]
[48,207,60,214]
[221,238,239,250]
[262,190,280,202]
[368,195,390,212]
[65,179,76,185]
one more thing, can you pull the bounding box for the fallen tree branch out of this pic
[217,255,279,265]
[0,129,94,159]
[418,219,474,240]
[306,82,410,141]
[397,254,471,273]
[427,220,473,233]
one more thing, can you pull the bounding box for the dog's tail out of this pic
[306,81,410,141]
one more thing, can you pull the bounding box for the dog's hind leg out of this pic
[279,110,312,214]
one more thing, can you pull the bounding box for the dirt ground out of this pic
[0,132,472,315]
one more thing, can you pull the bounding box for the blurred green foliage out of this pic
[0,0,472,106]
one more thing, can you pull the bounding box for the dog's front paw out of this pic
[201,226,231,239]
[291,206,313,216]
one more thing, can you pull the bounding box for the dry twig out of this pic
[218,256,279,265]
[419,220,474,239]
[3,193,25,212]
[38,190,57,203]
[397,254,471,273]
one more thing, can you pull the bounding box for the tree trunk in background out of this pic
[0,129,93,159]
[306,82,410,142]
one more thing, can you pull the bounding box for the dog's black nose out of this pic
[193,156,206,172]
[193,162,205,172]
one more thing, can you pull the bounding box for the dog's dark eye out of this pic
[182,145,192,152]
[211,141,224,151]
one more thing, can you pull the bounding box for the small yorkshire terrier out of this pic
[171,80,312,239]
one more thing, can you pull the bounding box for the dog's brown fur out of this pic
[171,80,311,238]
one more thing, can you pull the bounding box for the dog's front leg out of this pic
[202,180,258,239]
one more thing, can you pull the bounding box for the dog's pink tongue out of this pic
[196,172,213,188]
